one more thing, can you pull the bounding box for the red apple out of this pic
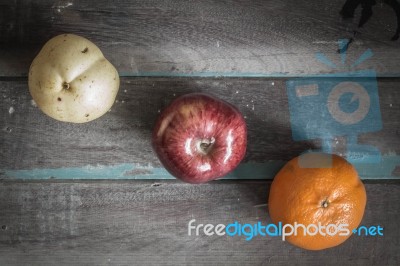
[152,93,247,183]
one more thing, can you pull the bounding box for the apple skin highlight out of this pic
[152,93,247,184]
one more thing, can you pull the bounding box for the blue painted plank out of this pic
[2,156,399,180]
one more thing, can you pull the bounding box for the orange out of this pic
[268,153,367,250]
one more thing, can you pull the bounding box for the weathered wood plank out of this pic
[0,181,398,265]
[1,78,399,179]
[1,0,400,77]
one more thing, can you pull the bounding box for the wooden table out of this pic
[1,1,399,265]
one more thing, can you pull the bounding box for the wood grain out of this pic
[0,180,398,265]
[1,1,399,264]
[2,0,400,77]
[1,78,399,179]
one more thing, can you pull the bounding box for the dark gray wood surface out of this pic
[2,0,400,77]
[1,0,400,264]
[1,78,399,179]
[0,180,399,266]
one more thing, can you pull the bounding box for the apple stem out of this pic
[198,137,215,155]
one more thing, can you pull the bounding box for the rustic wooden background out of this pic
[2,0,400,77]
[0,181,399,265]
[1,78,399,180]
[0,0,399,265]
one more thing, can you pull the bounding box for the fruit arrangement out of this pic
[27,34,367,250]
